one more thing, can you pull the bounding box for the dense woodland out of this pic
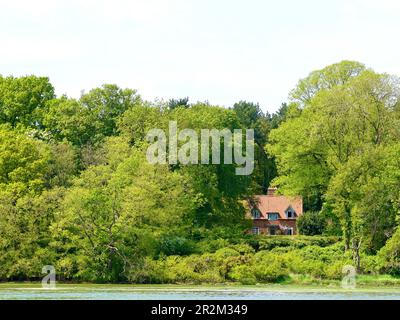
[1,60,400,284]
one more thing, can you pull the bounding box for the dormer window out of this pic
[251,208,261,219]
[285,206,296,219]
[267,213,279,221]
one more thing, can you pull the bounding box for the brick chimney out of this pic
[267,187,277,196]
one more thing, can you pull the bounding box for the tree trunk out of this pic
[352,237,362,273]
[343,204,352,251]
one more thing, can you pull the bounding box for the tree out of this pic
[0,188,64,280]
[118,101,165,146]
[233,101,265,130]
[42,85,140,147]
[0,125,75,280]
[232,101,276,193]
[297,211,326,236]
[80,84,140,137]
[328,144,400,252]
[378,226,400,275]
[0,75,55,127]
[0,125,52,190]
[168,103,252,229]
[290,60,366,105]
[120,102,254,231]
[42,97,98,146]
[268,62,400,250]
[51,142,195,282]
[269,103,290,129]
[168,97,190,110]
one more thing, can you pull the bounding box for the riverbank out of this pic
[2,274,400,290]
[1,280,400,300]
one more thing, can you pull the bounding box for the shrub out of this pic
[324,261,347,280]
[282,243,350,279]
[158,236,196,256]
[214,247,240,259]
[378,228,400,276]
[297,211,326,236]
[253,251,289,282]
[360,254,379,274]
[229,265,257,285]
[127,258,166,284]
[127,241,376,284]
[228,243,255,254]
[196,238,231,253]
[299,243,346,263]
[258,236,341,250]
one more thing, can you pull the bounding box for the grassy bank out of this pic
[2,275,400,289]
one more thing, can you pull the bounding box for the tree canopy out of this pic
[268,61,400,252]
[1,61,400,281]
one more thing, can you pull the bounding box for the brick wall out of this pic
[252,219,297,235]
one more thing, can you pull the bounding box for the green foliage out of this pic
[0,64,399,283]
[80,84,140,137]
[158,237,196,256]
[0,188,64,280]
[232,101,276,193]
[269,103,290,129]
[168,97,190,110]
[268,61,400,250]
[118,102,164,146]
[289,60,366,104]
[51,144,196,282]
[319,204,342,236]
[122,241,356,284]
[378,228,400,276]
[42,85,140,147]
[229,265,257,285]
[0,75,55,127]
[42,97,98,146]
[252,251,289,282]
[256,235,341,250]
[0,125,52,190]
[297,211,326,236]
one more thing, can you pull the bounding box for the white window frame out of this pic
[251,227,260,235]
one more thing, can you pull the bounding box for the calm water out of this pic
[1,285,400,300]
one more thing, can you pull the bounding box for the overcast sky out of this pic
[1,0,399,113]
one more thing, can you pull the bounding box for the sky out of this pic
[1,0,399,113]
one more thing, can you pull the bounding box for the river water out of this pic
[1,285,400,300]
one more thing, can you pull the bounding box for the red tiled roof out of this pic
[251,194,303,219]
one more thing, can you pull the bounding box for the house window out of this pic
[285,207,296,219]
[251,209,261,219]
[286,228,294,236]
[267,213,279,221]
[251,227,260,235]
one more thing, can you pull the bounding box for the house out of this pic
[247,188,303,235]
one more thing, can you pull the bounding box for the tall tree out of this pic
[268,62,400,250]
[0,75,55,127]
[232,101,276,193]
